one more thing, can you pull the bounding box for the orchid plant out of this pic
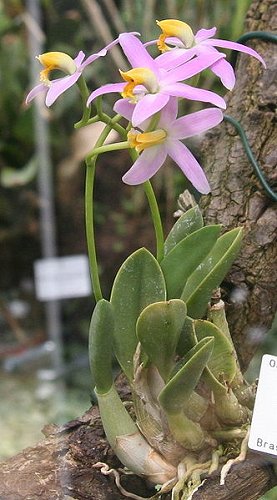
[26,19,265,500]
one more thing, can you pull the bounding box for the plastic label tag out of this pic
[34,255,91,301]
[248,354,277,457]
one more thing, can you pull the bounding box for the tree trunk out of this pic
[1,0,276,498]
[200,0,277,371]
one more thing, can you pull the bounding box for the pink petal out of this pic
[167,140,210,194]
[163,82,226,109]
[211,57,236,90]
[74,51,86,68]
[161,52,225,85]
[114,99,154,131]
[81,48,107,69]
[122,145,167,185]
[158,97,178,128]
[195,44,235,90]
[195,27,217,43]
[118,33,158,75]
[155,47,196,70]
[25,83,47,104]
[45,73,81,106]
[131,93,169,127]
[87,82,125,106]
[171,108,223,140]
[82,32,141,69]
[113,98,135,121]
[204,38,266,67]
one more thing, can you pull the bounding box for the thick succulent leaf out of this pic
[194,319,237,384]
[89,299,114,394]
[161,225,221,299]
[96,385,139,450]
[176,315,197,356]
[96,386,177,482]
[182,228,243,318]
[158,337,214,414]
[136,299,187,381]
[164,206,203,255]
[110,248,166,380]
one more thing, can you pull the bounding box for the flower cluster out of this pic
[26,19,265,193]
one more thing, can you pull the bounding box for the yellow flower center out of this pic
[37,52,77,85]
[156,19,195,52]
[127,129,167,153]
[119,68,159,101]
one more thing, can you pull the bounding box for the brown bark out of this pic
[0,403,276,500]
[200,0,277,371]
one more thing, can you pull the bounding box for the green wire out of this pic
[227,31,277,202]
[230,31,277,68]
[224,115,277,202]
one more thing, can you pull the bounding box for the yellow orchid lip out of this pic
[119,67,159,100]
[37,51,77,84]
[156,19,195,52]
[127,129,167,153]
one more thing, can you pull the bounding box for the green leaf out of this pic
[182,228,243,318]
[161,225,221,299]
[164,206,203,255]
[158,337,214,414]
[176,315,197,356]
[96,385,138,450]
[110,248,166,380]
[89,299,114,394]
[136,299,187,381]
[194,320,237,384]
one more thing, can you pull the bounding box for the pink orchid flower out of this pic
[154,20,266,90]
[25,37,129,107]
[87,33,226,127]
[114,97,223,193]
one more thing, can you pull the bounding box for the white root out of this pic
[220,428,250,485]
[93,462,153,500]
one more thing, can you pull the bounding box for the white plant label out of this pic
[248,354,277,456]
[34,255,91,301]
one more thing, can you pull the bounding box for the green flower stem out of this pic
[143,180,165,262]
[147,112,161,132]
[87,141,130,161]
[96,96,103,116]
[76,75,91,126]
[75,114,100,129]
[85,123,120,302]
[128,148,164,262]
[100,112,126,137]
[85,157,102,302]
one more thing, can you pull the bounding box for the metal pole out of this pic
[26,0,64,375]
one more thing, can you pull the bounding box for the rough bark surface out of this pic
[200,0,277,371]
[0,403,276,500]
[1,1,276,499]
